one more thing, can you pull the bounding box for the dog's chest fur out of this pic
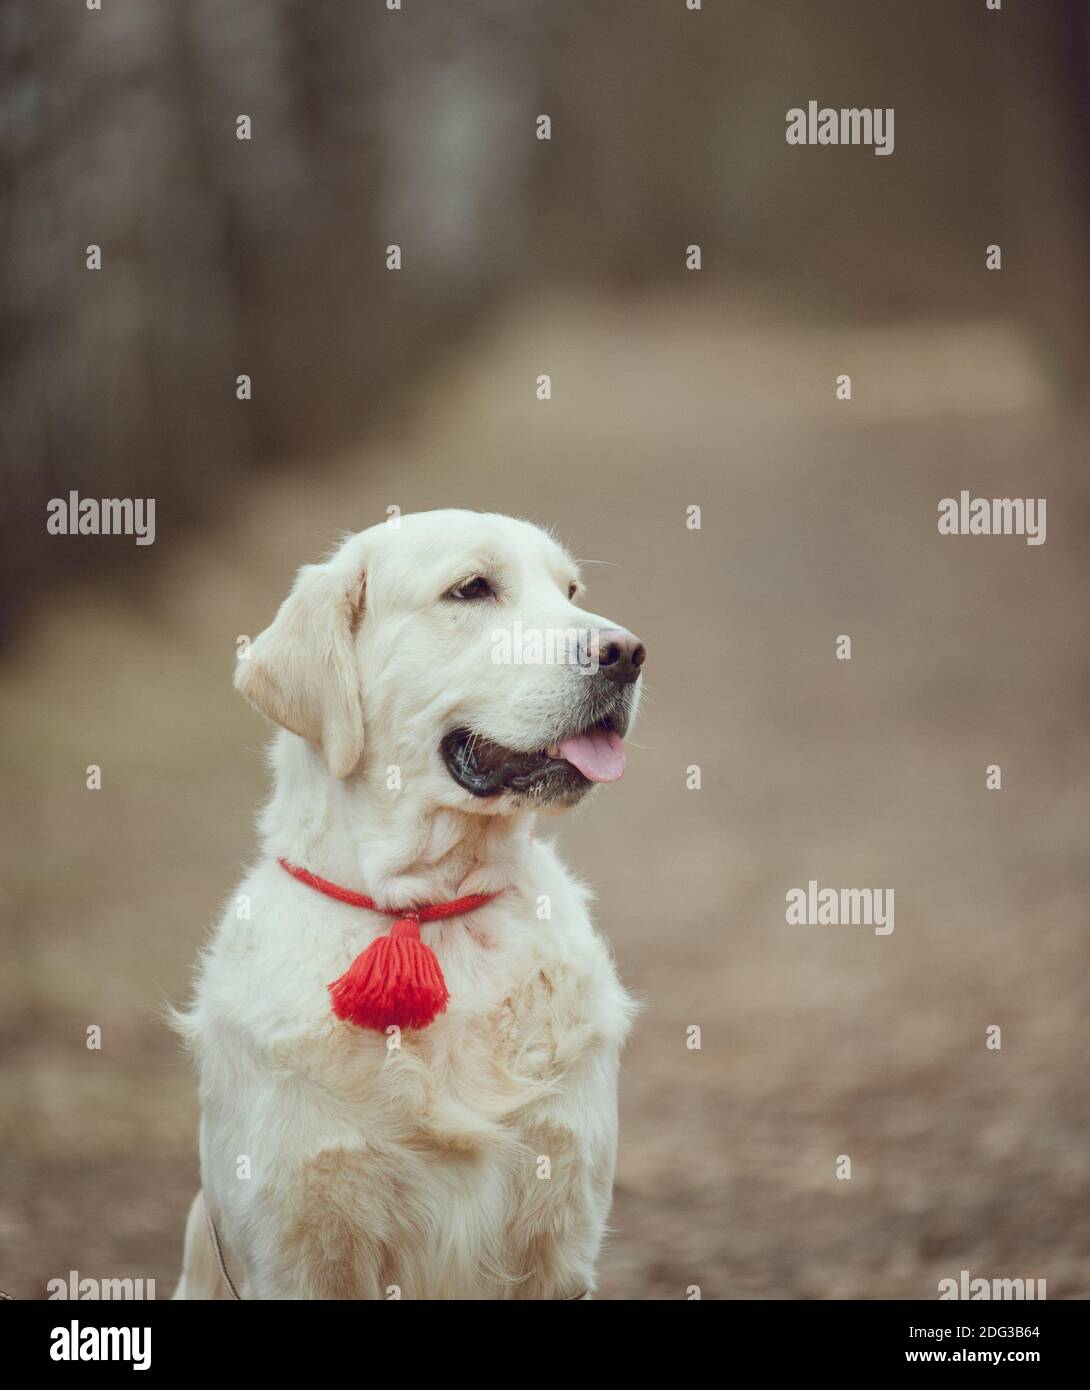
[187,844,635,1299]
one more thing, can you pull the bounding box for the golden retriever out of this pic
[173,510,645,1299]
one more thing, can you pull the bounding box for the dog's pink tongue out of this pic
[558,728,627,783]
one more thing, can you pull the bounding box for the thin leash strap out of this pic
[206,1202,242,1301]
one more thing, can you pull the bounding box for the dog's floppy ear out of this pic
[235,559,366,778]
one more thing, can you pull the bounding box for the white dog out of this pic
[173,509,645,1300]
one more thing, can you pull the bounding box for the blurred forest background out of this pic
[2,1,1090,1299]
[4,0,1090,618]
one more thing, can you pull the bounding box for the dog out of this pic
[173,509,645,1299]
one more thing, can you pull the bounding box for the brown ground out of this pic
[3,294,1089,1299]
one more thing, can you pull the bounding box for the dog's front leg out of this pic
[505,1047,623,1299]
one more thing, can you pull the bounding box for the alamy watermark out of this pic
[786,880,894,936]
[47,1270,157,1300]
[937,492,1046,545]
[938,1270,1046,1301]
[491,621,599,674]
[50,1322,152,1371]
[786,101,894,156]
[46,491,156,546]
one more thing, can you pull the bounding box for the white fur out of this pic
[174,511,640,1300]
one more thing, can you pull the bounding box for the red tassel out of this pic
[328,915,450,1032]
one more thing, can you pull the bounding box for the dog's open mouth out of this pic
[441,719,627,799]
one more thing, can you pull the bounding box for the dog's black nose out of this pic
[595,630,646,686]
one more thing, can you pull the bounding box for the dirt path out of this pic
[3,295,1088,1298]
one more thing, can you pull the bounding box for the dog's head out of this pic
[236,510,645,812]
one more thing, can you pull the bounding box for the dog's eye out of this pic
[568,581,579,600]
[445,576,494,601]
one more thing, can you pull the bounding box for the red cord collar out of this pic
[278,858,500,1034]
